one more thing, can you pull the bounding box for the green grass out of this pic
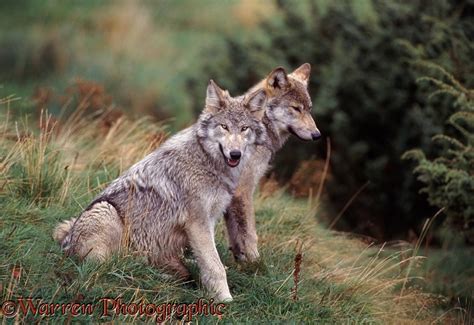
[0,106,466,323]
[419,246,474,313]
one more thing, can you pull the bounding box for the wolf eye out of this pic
[220,124,228,130]
[291,105,302,113]
[241,126,249,132]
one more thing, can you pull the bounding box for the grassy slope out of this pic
[0,108,463,324]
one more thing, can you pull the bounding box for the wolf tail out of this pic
[53,201,123,261]
[53,217,77,245]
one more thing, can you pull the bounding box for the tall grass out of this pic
[9,112,71,205]
[1,102,167,209]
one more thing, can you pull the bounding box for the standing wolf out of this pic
[54,80,267,302]
[225,63,320,263]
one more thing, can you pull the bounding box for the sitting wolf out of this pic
[225,63,321,263]
[54,80,267,302]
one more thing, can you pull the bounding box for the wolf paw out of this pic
[231,244,260,263]
[215,292,233,303]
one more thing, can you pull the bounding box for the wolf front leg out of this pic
[224,182,260,263]
[185,219,233,302]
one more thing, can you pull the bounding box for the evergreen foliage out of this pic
[404,66,473,242]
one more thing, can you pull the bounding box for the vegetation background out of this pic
[0,0,472,323]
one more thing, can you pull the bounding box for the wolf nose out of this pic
[311,131,321,141]
[229,150,241,160]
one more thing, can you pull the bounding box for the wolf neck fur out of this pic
[262,113,289,154]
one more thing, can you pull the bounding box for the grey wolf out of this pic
[54,80,267,302]
[224,63,320,263]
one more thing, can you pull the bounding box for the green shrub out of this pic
[187,0,474,239]
[404,67,474,243]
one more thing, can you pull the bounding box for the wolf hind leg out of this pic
[65,201,123,262]
[156,256,191,281]
[148,232,191,280]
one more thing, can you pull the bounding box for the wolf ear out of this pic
[266,67,289,91]
[205,79,229,113]
[290,63,311,84]
[245,89,267,120]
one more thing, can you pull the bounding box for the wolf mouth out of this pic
[219,144,240,168]
[287,126,311,141]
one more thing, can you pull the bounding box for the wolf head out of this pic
[197,80,266,168]
[263,63,321,141]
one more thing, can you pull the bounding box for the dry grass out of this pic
[0,101,167,207]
